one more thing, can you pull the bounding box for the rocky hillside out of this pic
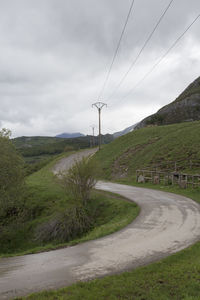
[113,123,138,138]
[136,76,200,128]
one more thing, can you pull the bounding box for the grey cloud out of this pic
[0,0,199,137]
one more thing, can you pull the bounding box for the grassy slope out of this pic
[0,152,139,257]
[94,121,200,179]
[18,122,200,300]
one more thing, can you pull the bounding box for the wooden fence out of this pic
[136,169,200,188]
[142,160,200,173]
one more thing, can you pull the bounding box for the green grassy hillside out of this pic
[93,121,200,180]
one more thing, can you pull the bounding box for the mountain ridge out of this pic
[113,123,138,138]
[136,76,200,129]
[55,132,85,138]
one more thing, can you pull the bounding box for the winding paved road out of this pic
[0,149,200,299]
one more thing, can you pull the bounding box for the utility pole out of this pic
[90,125,96,147]
[90,136,92,148]
[92,102,107,150]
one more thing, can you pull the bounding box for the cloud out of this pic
[0,0,199,137]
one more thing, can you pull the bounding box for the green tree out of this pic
[0,129,25,218]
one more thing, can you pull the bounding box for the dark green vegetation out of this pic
[13,136,65,148]
[13,134,113,175]
[14,136,89,158]
[0,153,138,257]
[0,129,25,221]
[137,76,200,128]
[93,121,200,180]
[13,134,113,157]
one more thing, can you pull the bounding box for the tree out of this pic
[0,129,25,218]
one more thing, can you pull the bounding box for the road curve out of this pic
[0,152,200,299]
[52,148,98,175]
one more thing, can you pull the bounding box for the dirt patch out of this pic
[112,137,160,179]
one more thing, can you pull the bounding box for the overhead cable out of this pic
[98,0,135,100]
[118,13,200,103]
[108,0,175,102]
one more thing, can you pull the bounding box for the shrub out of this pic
[35,206,93,243]
[146,114,165,125]
[59,157,97,205]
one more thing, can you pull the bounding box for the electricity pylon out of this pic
[92,102,107,150]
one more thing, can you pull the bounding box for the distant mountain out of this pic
[55,132,85,138]
[113,123,138,138]
[136,76,200,129]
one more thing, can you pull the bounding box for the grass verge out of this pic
[116,178,200,205]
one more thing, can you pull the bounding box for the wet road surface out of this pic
[0,151,200,299]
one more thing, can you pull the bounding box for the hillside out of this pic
[55,132,85,138]
[13,134,113,151]
[13,136,64,148]
[113,123,138,138]
[94,121,200,180]
[136,76,200,128]
[12,134,114,168]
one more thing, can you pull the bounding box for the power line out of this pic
[118,13,200,103]
[98,0,135,100]
[107,0,175,102]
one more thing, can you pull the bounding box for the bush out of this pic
[146,114,165,125]
[35,206,93,243]
[59,157,97,205]
[35,157,98,244]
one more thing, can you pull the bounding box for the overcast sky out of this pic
[0,0,199,137]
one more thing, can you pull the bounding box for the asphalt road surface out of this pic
[0,150,200,299]
[52,148,97,175]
